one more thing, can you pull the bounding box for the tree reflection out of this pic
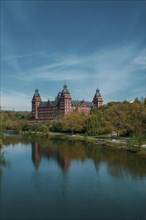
[0,147,10,176]
[1,135,146,178]
[31,138,146,178]
[1,135,30,146]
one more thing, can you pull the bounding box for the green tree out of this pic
[85,114,101,135]
[61,112,85,134]
[104,102,130,137]
[50,120,62,132]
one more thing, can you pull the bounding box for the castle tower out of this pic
[32,89,42,119]
[92,88,103,107]
[59,84,72,117]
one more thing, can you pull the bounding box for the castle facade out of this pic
[32,84,103,120]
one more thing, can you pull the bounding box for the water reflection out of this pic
[0,148,10,176]
[1,135,146,178]
[31,141,71,172]
[32,142,41,169]
[1,135,146,220]
[31,138,146,178]
[1,135,30,146]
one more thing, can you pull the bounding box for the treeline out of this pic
[0,111,32,133]
[52,99,146,138]
[0,99,146,140]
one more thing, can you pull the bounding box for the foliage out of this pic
[85,109,103,135]
[0,111,29,132]
[50,120,62,132]
[61,111,85,134]
[103,101,146,138]
[0,99,145,153]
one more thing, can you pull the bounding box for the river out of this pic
[0,134,146,220]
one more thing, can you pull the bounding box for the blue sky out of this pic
[1,0,145,111]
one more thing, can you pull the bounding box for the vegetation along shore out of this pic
[1,99,146,157]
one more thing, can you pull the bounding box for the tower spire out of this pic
[32,88,42,119]
[92,88,103,107]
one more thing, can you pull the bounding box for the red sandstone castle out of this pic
[32,84,103,120]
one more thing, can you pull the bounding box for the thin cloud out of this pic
[3,44,145,84]
[15,55,89,81]
[1,91,31,111]
[1,51,47,62]
[1,44,145,110]
[132,49,146,69]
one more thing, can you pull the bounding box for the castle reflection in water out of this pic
[31,142,71,172]
[1,135,146,178]
[31,140,146,178]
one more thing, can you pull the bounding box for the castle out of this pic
[32,84,103,120]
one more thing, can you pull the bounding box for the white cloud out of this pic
[132,49,146,69]
[1,44,145,110]
[14,55,90,81]
[1,52,46,62]
[1,91,31,111]
[0,90,58,111]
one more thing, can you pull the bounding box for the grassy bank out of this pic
[22,131,146,158]
[1,130,146,158]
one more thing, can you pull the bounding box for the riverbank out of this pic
[1,130,146,158]
[23,131,146,158]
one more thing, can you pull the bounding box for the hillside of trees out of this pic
[0,99,145,142]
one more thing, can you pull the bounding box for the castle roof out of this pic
[39,102,48,108]
[62,84,70,94]
[95,89,101,97]
[34,89,40,97]
[72,100,92,107]
[86,101,93,107]
[51,100,59,107]
[38,100,93,108]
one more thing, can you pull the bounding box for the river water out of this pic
[0,134,146,220]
